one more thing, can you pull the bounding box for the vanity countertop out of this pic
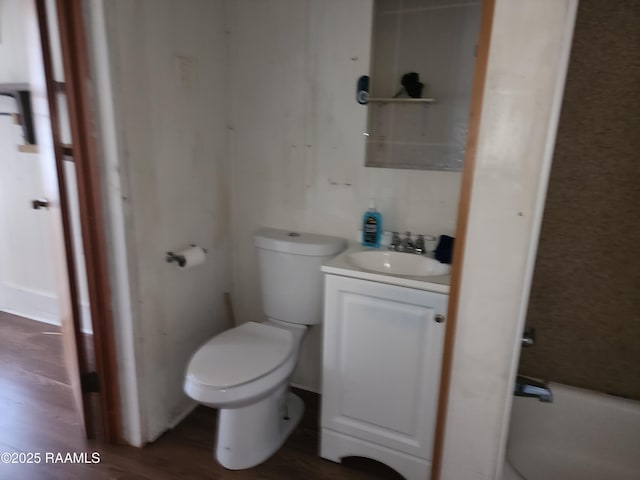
[322,245,451,294]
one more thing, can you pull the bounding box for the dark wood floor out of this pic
[0,311,404,480]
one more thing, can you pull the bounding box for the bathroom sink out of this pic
[347,250,451,277]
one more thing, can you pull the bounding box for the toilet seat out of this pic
[184,321,302,407]
[186,321,295,390]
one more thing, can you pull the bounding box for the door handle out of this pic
[32,198,50,210]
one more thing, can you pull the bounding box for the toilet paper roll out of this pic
[176,246,206,269]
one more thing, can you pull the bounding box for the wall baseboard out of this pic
[0,283,92,333]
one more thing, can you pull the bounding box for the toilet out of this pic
[184,227,346,470]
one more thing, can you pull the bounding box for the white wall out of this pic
[0,0,29,83]
[0,0,91,333]
[229,0,462,391]
[99,0,232,442]
[440,1,578,479]
[0,98,57,317]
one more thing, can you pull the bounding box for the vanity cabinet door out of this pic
[321,275,447,460]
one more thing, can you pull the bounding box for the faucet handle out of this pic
[522,327,536,347]
[389,232,401,251]
[415,234,426,254]
[400,232,415,253]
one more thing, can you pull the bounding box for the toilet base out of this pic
[215,385,304,470]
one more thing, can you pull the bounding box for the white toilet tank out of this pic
[254,228,346,326]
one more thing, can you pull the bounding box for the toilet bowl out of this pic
[184,228,346,470]
[185,319,307,469]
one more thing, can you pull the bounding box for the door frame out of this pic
[35,0,122,443]
[429,1,579,479]
[429,0,496,477]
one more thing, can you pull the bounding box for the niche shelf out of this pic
[0,83,36,146]
[356,75,436,105]
[367,97,436,104]
[17,144,39,154]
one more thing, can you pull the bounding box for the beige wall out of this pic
[229,0,463,392]
[520,0,640,401]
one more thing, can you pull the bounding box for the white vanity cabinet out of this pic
[320,274,447,480]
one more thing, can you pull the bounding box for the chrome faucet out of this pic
[514,375,553,403]
[388,231,431,255]
[521,327,536,347]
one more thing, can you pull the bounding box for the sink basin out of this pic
[347,250,451,277]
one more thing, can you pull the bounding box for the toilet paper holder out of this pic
[166,244,207,268]
[166,251,187,267]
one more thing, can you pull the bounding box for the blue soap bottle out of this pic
[362,200,382,247]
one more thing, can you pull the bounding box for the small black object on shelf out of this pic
[397,72,424,99]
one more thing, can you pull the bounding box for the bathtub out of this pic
[502,382,640,480]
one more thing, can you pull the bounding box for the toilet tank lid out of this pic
[254,227,346,257]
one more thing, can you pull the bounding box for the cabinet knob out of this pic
[434,314,445,323]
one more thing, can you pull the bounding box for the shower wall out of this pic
[519,0,640,400]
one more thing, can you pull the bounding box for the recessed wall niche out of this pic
[365,0,482,171]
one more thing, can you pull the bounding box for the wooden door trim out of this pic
[429,1,496,478]
[34,0,93,436]
[53,0,123,442]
